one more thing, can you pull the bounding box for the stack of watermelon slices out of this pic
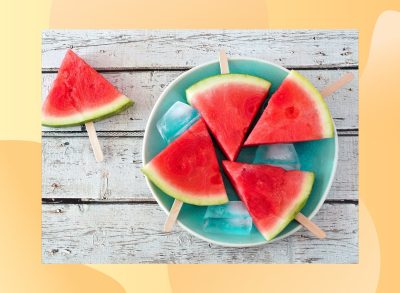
[142,69,334,241]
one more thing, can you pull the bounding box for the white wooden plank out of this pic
[42,136,358,200]
[42,136,146,200]
[41,69,358,132]
[42,30,358,70]
[41,203,358,264]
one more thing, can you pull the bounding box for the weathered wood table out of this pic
[42,30,358,264]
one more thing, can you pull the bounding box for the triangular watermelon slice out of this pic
[42,50,133,127]
[186,74,271,161]
[222,161,314,240]
[245,70,334,146]
[142,119,228,206]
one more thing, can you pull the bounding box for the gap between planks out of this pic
[42,129,359,138]
[41,65,359,74]
[42,198,358,205]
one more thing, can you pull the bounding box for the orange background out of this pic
[1,0,400,292]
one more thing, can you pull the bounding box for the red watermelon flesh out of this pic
[186,74,271,161]
[42,49,133,127]
[245,70,334,146]
[222,161,314,240]
[142,119,228,206]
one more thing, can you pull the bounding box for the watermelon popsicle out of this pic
[142,102,228,232]
[186,56,271,161]
[41,50,134,162]
[244,70,354,146]
[251,144,328,239]
[223,161,318,240]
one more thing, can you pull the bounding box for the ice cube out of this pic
[156,101,200,144]
[203,201,253,235]
[253,144,300,170]
[204,201,249,218]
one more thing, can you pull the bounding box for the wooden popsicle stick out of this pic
[163,200,183,232]
[162,50,231,232]
[320,72,354,98]
[85,121,104,162]
[295,213,326,239]
[219,49,230,74]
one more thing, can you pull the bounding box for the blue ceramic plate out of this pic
[142,58,338,247]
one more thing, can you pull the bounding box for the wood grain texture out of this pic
[42,135,358,200]
[42,30,358,70]
[42,203,358,264]
[41,69,358,132]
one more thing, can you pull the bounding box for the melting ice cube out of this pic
[203,201,253,235]
[253,144,300,170]
[156,101,200,144]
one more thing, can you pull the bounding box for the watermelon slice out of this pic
[142,119,228,206]
[186,74,271,161]
[245,70,334,146]
[42,50,133,127]
[222,161,314,240]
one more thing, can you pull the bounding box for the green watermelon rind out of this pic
[186,73,271,105]
[289,70,335,138]
[261,171,315,241]
[141,163,229,206]
[42,95,133,127]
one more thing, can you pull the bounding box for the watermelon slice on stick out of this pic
[222,161,325,240]
[42,50,133,161]
[142,119,227,205]
[245,70,354,146]
[252,143,327,238]
[186,53,271,161]
[142,117,228,231]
